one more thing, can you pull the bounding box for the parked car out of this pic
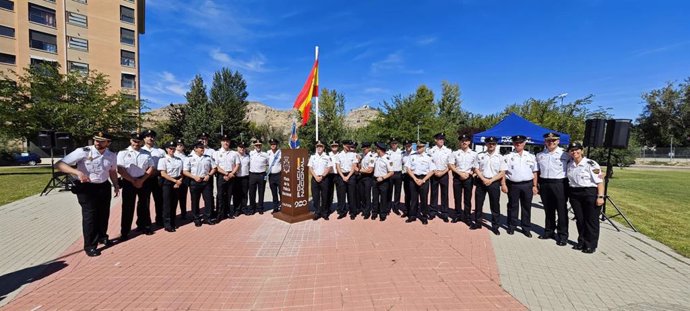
[12,152,42,166]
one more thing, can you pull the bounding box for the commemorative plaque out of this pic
[273,148,313,223]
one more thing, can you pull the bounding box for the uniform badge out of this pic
[592,169,600,174]
[389,162,393,166]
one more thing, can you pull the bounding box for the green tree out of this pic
[0,63,138,144]
[181,75,212,146]
[209,67,249,142]
[437,81,468,137]
[315,88,347,144]
[365,85,438,143]
[636,79,690,147]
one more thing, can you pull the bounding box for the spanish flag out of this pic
[293,59,319,125]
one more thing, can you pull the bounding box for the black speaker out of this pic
[604,119,631,149]
[55,132,71,150]
[583,119,606,147]
[38,130,55,149]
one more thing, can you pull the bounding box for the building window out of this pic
[120,6,135,24]
[67,37,88,51]
[67,11,88,28]
[29,3,56,27]
[121,73,136,89]
[0,25,14,38]
[0,53,16,65]
[124,0,134,3]
[29,30,57,53]
[30,58,58,67]
[72,0,87,3]
[120,28,134,45]
[68,61,88,74]
[121,50,135,67]
[0,0,14,11]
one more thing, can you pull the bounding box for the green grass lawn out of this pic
[0,166,53,206]
[605,168,690,257]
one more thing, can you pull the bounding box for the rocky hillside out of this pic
[144,102,380,134]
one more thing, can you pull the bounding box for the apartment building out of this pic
[0,0,145,100]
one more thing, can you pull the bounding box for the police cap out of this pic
[175,138,185,146]
[543,132,560,140]
[567,141,583,151]
[93,131,112,141]
[511,135,527,143]
[220,134,231,141]
[458,133,472,141]
[485,136,499,144]
[375,142,387,151]
[269,138,279,145]
[315,140,325,147]
[361,142,372,148]
[141,129,157,138]
[197,132,210,139]
[164,141,176,149]
[130,131,142,141]
[433,132,446,140]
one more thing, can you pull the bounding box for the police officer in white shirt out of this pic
[448,134,477,225]
[117,132,155,239]
[386,138,404,216]
[500,135,538,237]
[358,142,376,219]
[405,141,434,224]
[327,140,340,214]
[196,132,216,157]
[213,134,240,221]
[428,132,452,222]
[174,139,190,219]
[400,139,415,217]
[566,142,605,254]
[536,132,571,246]
[373,142,395,221]
[233,142,251,216]
[56,131,119,257]
[309,141,332,220]
[336,140,360,219]
[183,141,217,227]
[158,141,184,232]
[141,129,166,227]
[267,138,283,213]
[472,136,507,235]
[248,139,269,214]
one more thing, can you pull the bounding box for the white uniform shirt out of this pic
[337,151,358,173]
[401,149,415,173]
[117,147,153,178]
[174,151,188,164]
[213,148,240,173]
[504,150,538,182]
[142,145,165,169]
[361,151,376,170]
[537,147,570,179]
[567,157,603,188]
[449,148,477,173]
[184,153,215,178]
[374,154,394,177]
[328,151,339,175]
[386,148,403,172]
[237,153,250,177]
[61,145,117,184]
[473,151,508,179]
[158,154,184,178]
[407,152,434,175]
[249,149,269,173]
[428,145,452,171]
[308,152,332,176]
[267,149,282,174]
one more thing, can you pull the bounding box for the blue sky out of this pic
[140,0,690,120]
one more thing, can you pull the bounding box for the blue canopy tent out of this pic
[472,113,570,145]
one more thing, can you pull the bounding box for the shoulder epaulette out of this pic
[82,147,90,151]
[587,160,595,166]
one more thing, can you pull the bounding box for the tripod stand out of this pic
[40,148,72,196]
[598,148,637,232]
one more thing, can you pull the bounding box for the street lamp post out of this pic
[417,121,421,142]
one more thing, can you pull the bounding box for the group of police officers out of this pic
[57,129,605,257]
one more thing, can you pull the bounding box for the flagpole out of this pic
[314,46,319,141]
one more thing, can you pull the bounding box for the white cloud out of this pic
[416,36,437,46]
[364,87,391,94]
[141,71,189,99]
[210,48,268,72]
[370,51,423,75]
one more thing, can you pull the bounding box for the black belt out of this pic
[539,177,567,183]
[250,172,264,175]
[269,172,280,175]
[507,180,532,185]
[414,174,427,178]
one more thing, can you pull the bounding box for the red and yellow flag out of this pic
[293,60,319,125]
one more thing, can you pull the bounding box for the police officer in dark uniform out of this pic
[233,141,251,216]
[141,129,165,227]
[267,138,282,213]
[536,132,571,246]
[405,141,434,225]
[428,132,451,222]
[309,140,332,220]
[566,142,605,253]
[56,131,120,257]
[386,138,404,215]
[501,135,538,237]
[472,136,507,235]
[213,134,240,221]
[400,139,414,218]
[183,141,217,226]
[336,140,359,219]
[448,134,477,225]
[248,139,269,214]
[117,131,155,239]
[174,139,189,219]
[158,141,184,232]
[372,142,394,221]
[358,142,375,219]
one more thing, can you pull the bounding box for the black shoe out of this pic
[420,218,428,225]
[118,234,129,242]
[405,218,416,223]
[363,213,370,220]
[234,211,242,217]
[323,215,329,221]
[582,248,596,254]
[538,234,554,240]
[470,223,482,230]
[451,217,459,223]
[85,248,101,257]
[164,227,176,232]
[438,214,449,223]
[492,227,501,235]
[572,243,584,250]
[401,212,408,218]
[226,214,235,219]
[350,215,356,220]
[180,212,188,219]
[379,215,387,221]
[337,213,347,219]
[523,231,532,238]
[99,238,113,247]
[428,214,436,220]
[205,219,216,225]
[259,210,264,215]
[194,219,202,227]
[392,208,401,215]
[507,228,515,235]
[313,214,320,221]
[372,213,378,220]
[144,228,154,235]
[557,240,567,246]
